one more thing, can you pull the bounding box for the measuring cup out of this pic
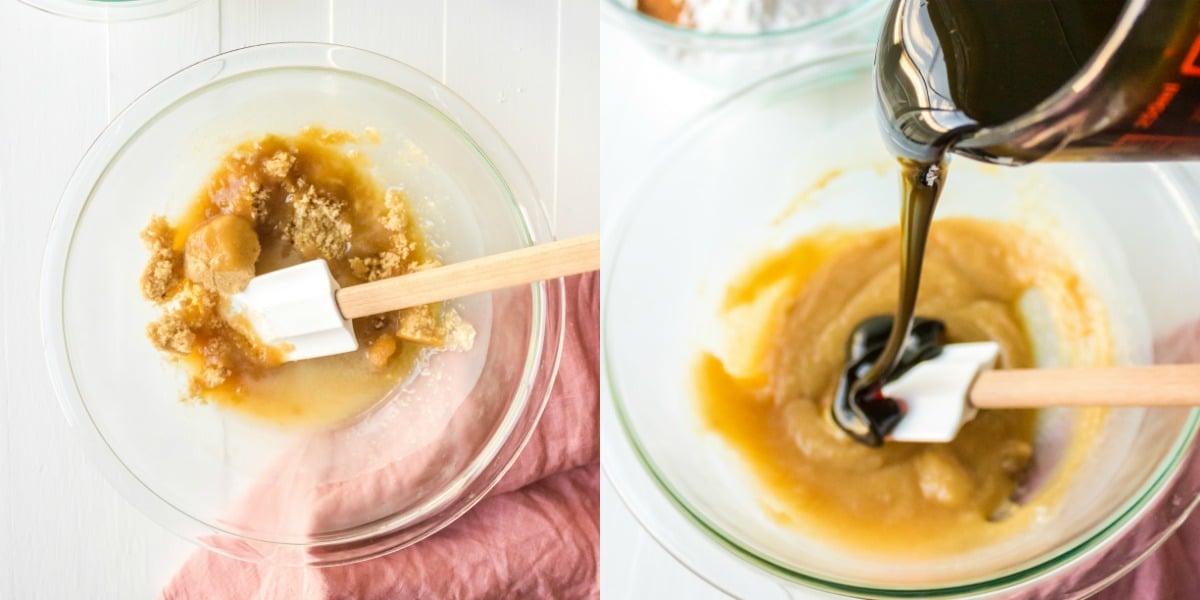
[877,0,1200,164]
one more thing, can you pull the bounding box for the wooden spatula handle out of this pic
[335,233,600,319]
[970,364,1200,408]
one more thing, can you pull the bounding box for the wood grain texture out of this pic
[596,22,749,599]
[330,0,446,80]
[556,0,600,237]
[0,143,10,600]
[337,233,600,318]
[0,3,166,598]
[219,0,331,50]
[108,0,220,114]
[972,365,1200,408]
[445,0,559,228]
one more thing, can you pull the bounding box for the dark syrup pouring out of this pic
[834,0,1124,446]
[833,315,947,446]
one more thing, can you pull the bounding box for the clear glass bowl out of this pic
[602,0,886,87]
[41,42,564,566]
[602,47,1200,597]
[18,0,200,21]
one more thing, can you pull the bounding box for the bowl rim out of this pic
[601,0,886,43]
[17,0,201,22]
[600,46,1200,597]
[40,41,565,565]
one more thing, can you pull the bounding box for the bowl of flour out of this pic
[605,0,886,87]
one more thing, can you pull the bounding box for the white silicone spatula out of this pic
[231,233,599,361]
[889,342,1200,443]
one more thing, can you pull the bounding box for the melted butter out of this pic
[696,218,1111,556]
[200,343,425,426]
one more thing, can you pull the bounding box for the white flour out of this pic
[623,0,862,34]
[687,0,860,33]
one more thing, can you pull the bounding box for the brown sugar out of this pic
[141,127,473,423]
[439,308,476,352]
[382,188,410,239]
[183,214,261,295]
[348,251,405,282]
[140,216,182,303]
[282,181,353,260]
[365,335,398,369]
[199,365,232,390]
[248,181,272,224]
[397,304,442,346]
[146,284,279,390]
[397,303,477,349]
[261,151,295,179]
[147,311,195,354]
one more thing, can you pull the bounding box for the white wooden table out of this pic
[0,1,596,597]
[599,16,730,600]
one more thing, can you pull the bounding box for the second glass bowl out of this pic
[603,47,1200,597]
[603,0,886,87]
[18,0,201,21]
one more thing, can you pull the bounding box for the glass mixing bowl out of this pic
[602,47,1200,597]
[18,0,200,21]
[602,0,886,87]
[41,43,564,566]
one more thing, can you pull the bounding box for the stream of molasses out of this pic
[838,0,1127,445]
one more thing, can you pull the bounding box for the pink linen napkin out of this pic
[1087,319,1200,600]
[1025,318,1200,600]
[162,272,599,600]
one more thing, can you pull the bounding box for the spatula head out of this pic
[230,259,358,362]
[884,342,1001,443]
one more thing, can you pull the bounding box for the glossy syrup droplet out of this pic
[832,315,947,446]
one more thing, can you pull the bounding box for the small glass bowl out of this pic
[18,0,201,21]
[602,0,886,87]
[602,47,1200,597]
[41,43,564,566]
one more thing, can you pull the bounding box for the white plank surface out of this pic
[219,0,330,49]
[0,4,155,599]
[108,0,220,112]
[0,1,595,597]
[445,0,560,225]
[330,0,446,78]
[556,0,600,238]
[598,18,728,600]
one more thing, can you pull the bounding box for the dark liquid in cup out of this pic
[879,0,1200,162]
[878,0,1125,154]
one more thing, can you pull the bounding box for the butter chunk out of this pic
[184,214,261,295]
